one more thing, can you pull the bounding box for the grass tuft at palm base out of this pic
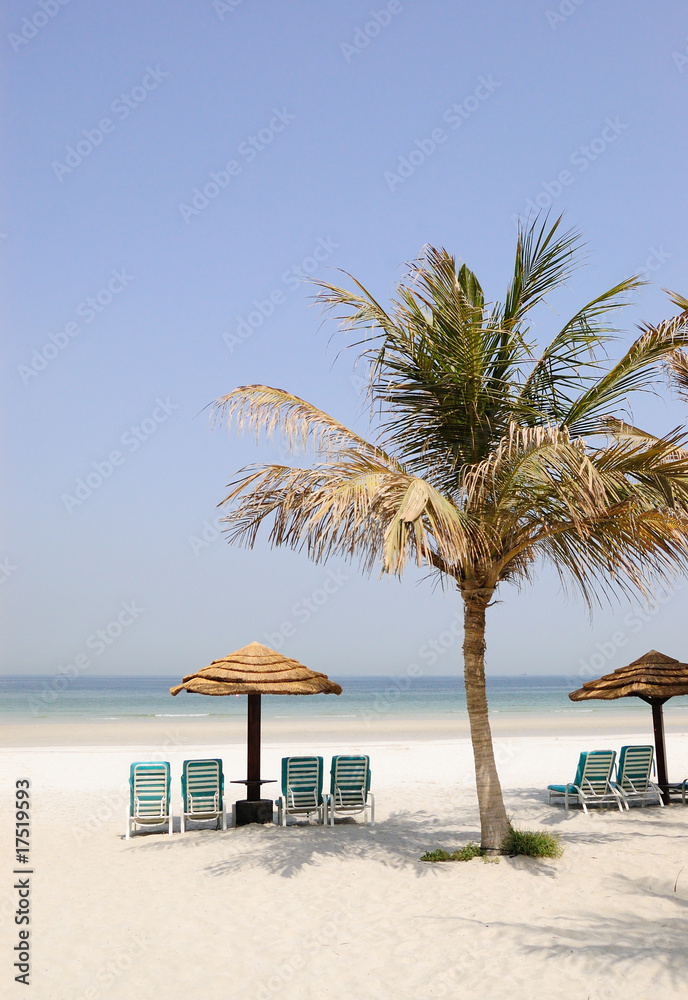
[420,830,562,863]
[420,842,485,862]
[501,827,563,858]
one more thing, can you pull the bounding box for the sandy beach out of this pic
[1,717,687,999]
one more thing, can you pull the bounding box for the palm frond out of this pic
[213,244,688,613]
[502,215,582,330]
[562,314,688,436]
[219,457,478,579]
[515,277,644,422]
[210,385,400,466]
[666,289,688,312]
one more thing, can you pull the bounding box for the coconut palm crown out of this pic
[212,217,688,849]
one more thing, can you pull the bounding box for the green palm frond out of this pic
[562,314,688,436]
[515,277,645,423]
[502,215,582,330]
[213,223,688,611]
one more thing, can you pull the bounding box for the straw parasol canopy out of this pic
[171,642,341,816]
[170,641,343,697]
[569,649,688,800]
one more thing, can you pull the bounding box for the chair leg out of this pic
[369,793,375,827]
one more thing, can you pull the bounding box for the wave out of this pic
[154,713,210,717]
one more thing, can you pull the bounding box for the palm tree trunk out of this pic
[462,590,510,851]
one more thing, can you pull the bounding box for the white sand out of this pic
[1,720,687,999]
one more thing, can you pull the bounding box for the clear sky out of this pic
[3,0,688,679]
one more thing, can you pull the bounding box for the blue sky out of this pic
[3,0,688,679]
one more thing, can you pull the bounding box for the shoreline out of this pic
[1,709,686,747]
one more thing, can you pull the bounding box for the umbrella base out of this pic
[234,798,274,826]
[664,782,687,805]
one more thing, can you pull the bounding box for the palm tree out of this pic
[211,217,688,850]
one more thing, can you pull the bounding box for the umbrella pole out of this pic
[649,697,669,804]
[247,693,261,802]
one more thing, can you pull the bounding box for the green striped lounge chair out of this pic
[126,762,173,839]
[547,750,622,813]
[613,745,663,809]
[327,755,374,826]
[276,756,325,826]
[181,758,226,832]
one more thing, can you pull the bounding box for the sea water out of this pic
[1,674,683,725]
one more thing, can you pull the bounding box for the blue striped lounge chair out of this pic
[126,762,173,838]
[548,750,622,813]
[613,746,663,809]
[276,756,326,826]
[181,758,226,831]
[327,755,374,826]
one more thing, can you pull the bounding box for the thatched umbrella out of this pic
[171,641,342,823]
[569,649,688,802]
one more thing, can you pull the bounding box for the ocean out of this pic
[1,674,685,725]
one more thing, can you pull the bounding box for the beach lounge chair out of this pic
[613,745,663,809]
[276,756,326,826]
[547,750,622,813]
[126,762,173,839]
[326,754,374,826]
[181,758,226,832]
[666,780,688,804]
